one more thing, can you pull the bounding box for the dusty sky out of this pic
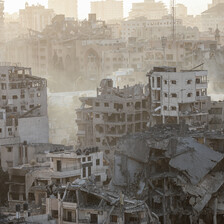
[5,0,211,18]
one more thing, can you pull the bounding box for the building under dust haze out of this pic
[19,3,54,32]
[48,0,78,19]
[129,0,168,20]
[91,0,123,22]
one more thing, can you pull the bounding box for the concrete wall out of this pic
[18,116,49,144]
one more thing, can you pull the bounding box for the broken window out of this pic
[7,147,12,152]
[56,160,61,172]
[90,214,98,223]
[83,167,86,178]
[8,128,12,136]
[88,167,91,176]
[110,215,118,222]
[171,106,177,111]
[96,159,100,166]
[95,175,101,182]
[1,83,6,90]
[157,77,161,88]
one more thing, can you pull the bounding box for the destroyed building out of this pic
[76,79,149,153]
[112,125,224,223]
[46,179,159,224]
[147,67,210,128]
[7,146,108,214]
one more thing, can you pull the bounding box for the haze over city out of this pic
[2,0,224,223]
[5,0,211,18]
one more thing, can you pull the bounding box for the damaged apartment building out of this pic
[7,146,108,214]
[0,64,49,170]
[46,179,159,224]
[0,65,48,142]
[147,67,210,128]
[76,79,149,153]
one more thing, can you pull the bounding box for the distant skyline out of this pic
[5,0,212,19]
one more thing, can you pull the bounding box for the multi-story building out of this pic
[48,0,78,19]
[201,3,224,32]
[208,0,224,8]
[0,65,49,144]
[121,16,199,41]
[147,67,210,127]
[129,0,168,20]
[47,147,108,185]
[76,79,149,152]
[7,147,107,212]
[19,3,54,32]
[91,0,123,22]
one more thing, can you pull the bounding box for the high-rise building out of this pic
[129,0,168,20]
[19,3,54,32]
[48,0,78,19]
[91,0,123,22]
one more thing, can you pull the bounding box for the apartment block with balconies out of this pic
[148,67,210,128]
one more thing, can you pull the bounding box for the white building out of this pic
[148,67,210,127]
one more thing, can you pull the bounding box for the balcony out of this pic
[51,168,80,178]
[196,82,208,89]
[196,95,208,101]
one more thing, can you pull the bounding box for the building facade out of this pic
[19,3,54,32]
[48,0,78,19]
[148,67,210,127]
[91,0,123,22]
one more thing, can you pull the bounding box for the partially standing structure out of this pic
[76,79,149,153]
[147,67,210,128]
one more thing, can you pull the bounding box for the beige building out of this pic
[48,0,78,19]
[91,0,123,22]
[201,3,224,32]
[76,79,149,153]
[129,0,168,20]
[0,65,48,143]
[19,3,55,32]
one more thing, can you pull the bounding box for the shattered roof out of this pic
[169,137,223,185]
